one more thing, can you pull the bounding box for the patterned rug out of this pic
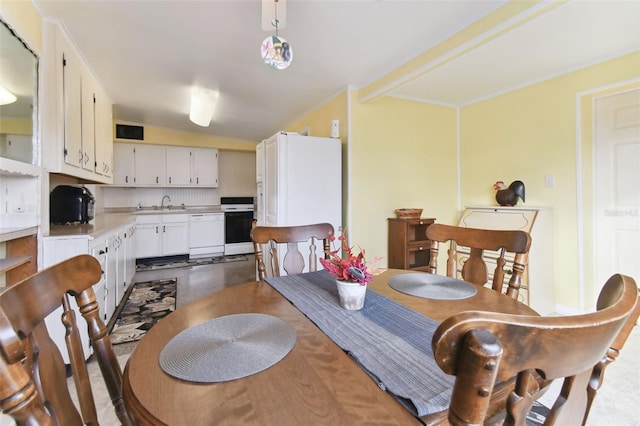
[110,278,177,345]
[136,254,249,272]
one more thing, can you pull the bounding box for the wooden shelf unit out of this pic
[1,230,38,286]
[387,217,436,271]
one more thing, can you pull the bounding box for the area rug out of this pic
[109,278,176,345]
[136,254,249,272]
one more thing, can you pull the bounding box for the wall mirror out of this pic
[0,18,38,165]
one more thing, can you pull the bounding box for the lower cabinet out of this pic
[135,214,189,259]
[42,218,136,362]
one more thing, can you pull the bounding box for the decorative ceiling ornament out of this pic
[260,0,293,70]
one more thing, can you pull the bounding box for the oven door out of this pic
[224,211,254,244]
[224,210,255,255]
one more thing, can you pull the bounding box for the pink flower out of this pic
[319,229,378,286]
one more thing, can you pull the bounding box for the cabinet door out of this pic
[163,222,190,255]
[166,146,192,185]
[135,145,166,185]
[94,84,113,177]
[191,148,218,186]
[113,143,135,185]
[105,235,118,321]
[80,72,96,172]
[60,45,83,169]
[135,222,162,258]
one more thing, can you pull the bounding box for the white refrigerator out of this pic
[256,131,342,272]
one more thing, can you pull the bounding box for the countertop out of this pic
[45,206,223,239]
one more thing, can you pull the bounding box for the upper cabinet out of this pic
[113,143,218,187]
[41,22,113,184]
[191,147,218,186]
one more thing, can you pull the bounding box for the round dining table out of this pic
[122,269,537,425]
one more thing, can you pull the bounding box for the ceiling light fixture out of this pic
[189,88,219,127]
[0,83,17,105]
[260,0,293,70]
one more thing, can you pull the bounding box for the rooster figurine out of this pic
[493,180,525,206]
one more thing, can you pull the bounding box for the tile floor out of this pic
[114,258,637,425]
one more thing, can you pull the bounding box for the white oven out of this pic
[221,197,255,255]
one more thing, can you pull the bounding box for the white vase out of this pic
[336,280,367,310]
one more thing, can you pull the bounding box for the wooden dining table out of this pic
[122,268,538,425]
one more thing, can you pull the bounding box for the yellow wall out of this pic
[285,91,348,140]
[349,95,458,267]
[460,52,640,308]
[114,122,257,152]
[0,118,32,135]
[0,0,42,54]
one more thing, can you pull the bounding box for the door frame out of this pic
[575,78,640,310]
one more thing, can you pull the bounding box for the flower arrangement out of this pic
[319,229,380,286]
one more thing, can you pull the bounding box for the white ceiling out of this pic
[30,0,640,143]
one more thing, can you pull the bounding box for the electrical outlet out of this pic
[544,175,555,188]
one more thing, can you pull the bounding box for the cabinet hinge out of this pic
[63,148,68,156]
[62,56,66,67]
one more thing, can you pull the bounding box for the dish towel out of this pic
[265,271,454,417]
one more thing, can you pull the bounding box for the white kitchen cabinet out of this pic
[135,213,189,258]
[94,84,114,177]
[166,146,192,185]
[123,222,136,290]
[135,215,162,258]
[41,22,114,184]
[90,239,108,321]
[111,143,219,187]
[42,217,136,362]
[191,147,218,186]
[135,144,166,185]
[458,206,554,315]
[113,142,136,185]
[105,233,119,321]
[162,215,190,255]
[80,68,96,172]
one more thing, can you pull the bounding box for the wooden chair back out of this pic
[0,254,133,426]
[251,223,334,280]
[582,280,640,423]
[432,273,638,425]
[426,223,532,299]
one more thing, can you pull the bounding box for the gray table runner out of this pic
[265,271,454,417]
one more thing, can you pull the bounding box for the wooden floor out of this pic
[113,257,639,425]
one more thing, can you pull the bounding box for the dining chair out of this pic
[426,223,532,300]
[432,273,638,425]
[0,254,134,426]
[251,223,334,280]
[582,280,640,423]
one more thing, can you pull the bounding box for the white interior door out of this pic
[594,88,640,298]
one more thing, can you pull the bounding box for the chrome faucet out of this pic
[161,195,171,209]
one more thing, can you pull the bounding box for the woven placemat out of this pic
[388,273,477,300]
[159,313,297,382]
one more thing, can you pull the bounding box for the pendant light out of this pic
[260,0,293,70]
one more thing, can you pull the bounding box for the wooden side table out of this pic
[387,217,436,271]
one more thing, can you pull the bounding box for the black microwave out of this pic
[50,185,95,224]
